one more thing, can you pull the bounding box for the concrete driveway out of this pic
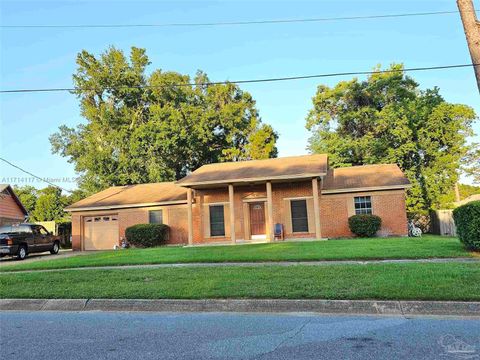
[0,249,85,266]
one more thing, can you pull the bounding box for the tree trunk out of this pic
[457,0,480,93]
[454,182,461,202]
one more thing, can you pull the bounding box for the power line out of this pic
[1,63,478,94]
[0,10,471,29]
[0,157,74,193]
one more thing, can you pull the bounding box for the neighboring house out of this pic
[66,154,411,250]
[0,184,28,226]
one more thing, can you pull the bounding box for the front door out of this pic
[249,202,266,236]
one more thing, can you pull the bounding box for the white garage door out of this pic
[83,215,119,250]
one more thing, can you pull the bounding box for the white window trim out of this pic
[354,195,374,215]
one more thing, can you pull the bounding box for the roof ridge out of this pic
[200,154,327,167]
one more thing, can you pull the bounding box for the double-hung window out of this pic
[149,210,163,224]
[354,196,372,215]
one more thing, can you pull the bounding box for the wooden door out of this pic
[249,202,266,235]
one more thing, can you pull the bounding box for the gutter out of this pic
[65,199,188,212]
[321,184,412,195]
[176,172,328,187]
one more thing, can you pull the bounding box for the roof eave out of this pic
[2,185,29,216]
[321,184,411,195]
[65,199,188,212]
[176,172,328,188]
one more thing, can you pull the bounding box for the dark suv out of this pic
[0,224,60,260]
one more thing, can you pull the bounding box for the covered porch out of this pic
[184,177,323,245]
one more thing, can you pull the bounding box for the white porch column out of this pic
[187,188,193,245]
[228,184,236,243]
[266,181,274,242]
[312,177,322,239]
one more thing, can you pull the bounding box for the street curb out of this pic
[1,299,479,316]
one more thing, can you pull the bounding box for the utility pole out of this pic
[457,0,480,93]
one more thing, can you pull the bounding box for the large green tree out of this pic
[50,47,278,193]
[13,185,38,214]
[14,186,85,222]
[30,186,67,222]
[306,64,477,214]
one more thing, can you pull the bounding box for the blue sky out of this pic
[1,0,479,191]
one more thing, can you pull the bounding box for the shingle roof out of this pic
[176,154,328,186]
[322,164,410,193]
[65,182,187,211]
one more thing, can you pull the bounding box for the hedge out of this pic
[453,201,480,251]
[348,214,382,237]
[125,224,170,248]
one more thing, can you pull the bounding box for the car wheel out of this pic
[17,245,27,260]
[50,241,60,255]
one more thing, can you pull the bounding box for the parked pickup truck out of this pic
[0,224,60,260]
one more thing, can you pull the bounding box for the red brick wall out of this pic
[192,181,318,243]
[71,184,408,250]
[320,190,408,238]
[71,204,188,250]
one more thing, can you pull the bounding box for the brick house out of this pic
[66,154,411,250]
[0,184,28,226]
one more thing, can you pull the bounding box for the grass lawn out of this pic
[0,235,472,273]
[1,262,479,301]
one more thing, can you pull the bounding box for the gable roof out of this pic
[65,182,187,212]
[176,154,328,187]
[322,164,410,193]
[0,184,28,215]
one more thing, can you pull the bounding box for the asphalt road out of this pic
[1,312,479,360]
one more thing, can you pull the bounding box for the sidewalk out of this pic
[0,257,478,274]
[1,298,479,317]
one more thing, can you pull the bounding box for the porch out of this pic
[185,178,323,245]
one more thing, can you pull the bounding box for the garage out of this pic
[83,215,119,250]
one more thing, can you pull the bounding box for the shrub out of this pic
[453,201,480,251]
[125,224,169,248]
[348,214,382,237]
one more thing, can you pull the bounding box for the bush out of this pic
[348,214,382,237]
[453,201,480,251]
[125,224,169,248]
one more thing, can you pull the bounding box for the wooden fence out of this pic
[430,210,457,236]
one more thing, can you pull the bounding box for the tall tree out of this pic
[13,185,37,214]
[30,186,67,221]
[50,47,278,193]
[306,64,477,214]
[461,143,480,184]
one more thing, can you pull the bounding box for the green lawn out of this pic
[0,235,472,272]
[1,262,479,300]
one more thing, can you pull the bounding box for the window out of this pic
[149,210,163,224]
[354,196,372,215]
[291,199,308,233]
[209,205,225,237]
[39,226,49,235]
